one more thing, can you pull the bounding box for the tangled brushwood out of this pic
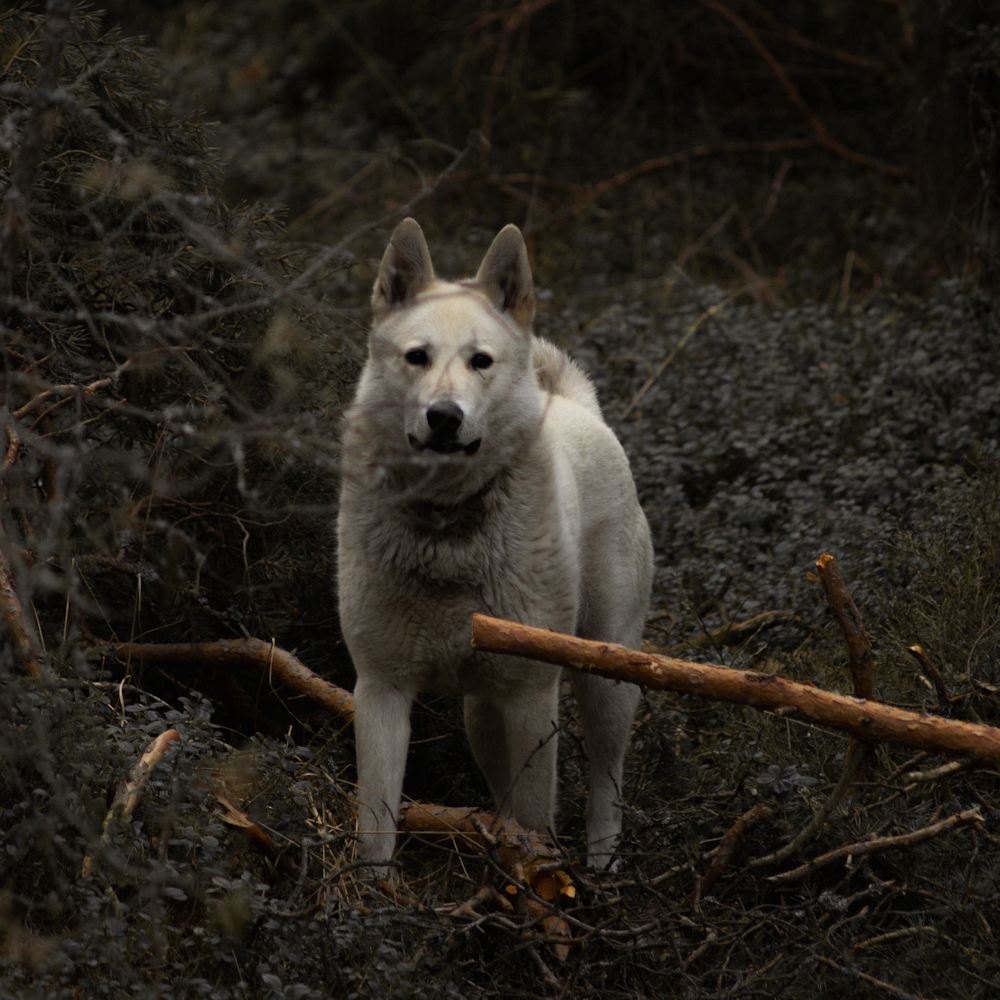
[3,3,1000,999]
[0,2,360,682]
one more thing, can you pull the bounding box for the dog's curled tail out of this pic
[532,338,602,417]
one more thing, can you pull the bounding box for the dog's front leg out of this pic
[353,675,413,869]
[571,671,641,868]
[467,684,559,835]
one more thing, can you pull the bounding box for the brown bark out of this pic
[470,614,1000,770]
[815,553,874,701]
[215,793,301,879]
[114,639,355,723]
[0,542,42,676]
[82,729,180,877]
[906,644,952,706]
[398,801,560,874]
[694,804,771,900]
[668,609,796,654]
[0,424,41,676]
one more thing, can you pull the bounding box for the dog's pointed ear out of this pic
[371,218,435,316]
[475,224,535,327]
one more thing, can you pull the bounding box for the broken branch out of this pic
[768,807,982,883]
[470,614,1000,770]
[816,553,874,701]
[113,639,355,723]
[82,729,180,877]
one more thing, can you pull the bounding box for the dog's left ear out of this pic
[475,225,535,328]
[372,218,436,317]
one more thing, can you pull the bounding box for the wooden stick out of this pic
[82,729,180,876]
[470,614,1000,770]
[0,541,42,676]
[906,644,951,706]
[767,807,981,883]
[815,553,874,700]
[695,803,771,899]
[668,609,796,654]
[114,639,355,723]
[398,801,558,873]
[815,552,876,793]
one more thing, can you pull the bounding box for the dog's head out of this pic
[362,219,541,475]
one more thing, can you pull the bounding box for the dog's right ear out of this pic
[371,218,435,317]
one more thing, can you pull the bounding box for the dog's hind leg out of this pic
[465,684,559,835]
[570,671,641,868]
[353,676,414,869]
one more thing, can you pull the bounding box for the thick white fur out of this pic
[338,218,653,869]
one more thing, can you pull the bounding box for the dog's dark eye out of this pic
[405,349,429,366]
[471,352,493,371]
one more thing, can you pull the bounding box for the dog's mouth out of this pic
[408,434,482,456]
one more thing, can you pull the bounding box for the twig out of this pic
[0,0,73,292]
[398,801,560,875]
[903,758,972,787]
[623,251,741,418]
[815,552,877,796]
[767,807,981,883]
[215,793,302,879]
[588,139,812,201]
[695,803,771,897]
[470,613,1000,770]
[815,553,874,701]
[695,0,910,179]
[0,550,43,676]
[906,644,952,707]
[667,609,796,654]
[749,739,868,868]
[113,639,355,723]
[81,729,180,877]
[815,955,931,1000]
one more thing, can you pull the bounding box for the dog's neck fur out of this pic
[402,470,501,532]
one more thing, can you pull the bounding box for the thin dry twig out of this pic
[749,738,868,868]
[768,807,982,884]
[215,792,302,879]
[906,644,952,706]
[666,609,796,654]
[695,0,910,179]
[695,803,771,897]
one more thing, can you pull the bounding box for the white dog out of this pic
[338,219,653,868]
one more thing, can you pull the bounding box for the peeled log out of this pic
[471,614,1000,771]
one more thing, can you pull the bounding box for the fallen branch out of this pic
[215,793,301,879]
[82,729,180,876]
[668,609,796,654]
[399,801,561,876]
[399,800,575,963]
[815,553,874,701]
[767,807,982,884]
[748,738,868,869]
[906,644,952,707]
[694,803,771,899]
[113,639,355,724]
[470,614,1000,770]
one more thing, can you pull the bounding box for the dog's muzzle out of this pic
[408,401,482,455]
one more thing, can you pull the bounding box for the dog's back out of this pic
[532,337,602,417]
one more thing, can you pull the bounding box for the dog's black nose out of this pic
[426,401,463,436]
